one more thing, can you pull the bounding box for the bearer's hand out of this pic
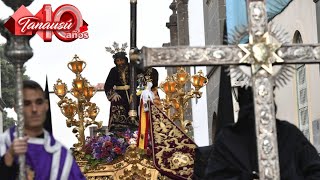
[4,136,29,167]
[112,94,121,102]
[11,136,29,156]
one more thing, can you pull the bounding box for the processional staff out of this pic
[0,0,35,180]
[129,0,138,121]
[131,0,320,179]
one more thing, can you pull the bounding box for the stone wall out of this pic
[203,0,226,144]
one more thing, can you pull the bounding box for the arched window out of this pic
[293,30,303,43]
[293,30,310,139]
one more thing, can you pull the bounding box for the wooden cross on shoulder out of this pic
[130,0,320,179]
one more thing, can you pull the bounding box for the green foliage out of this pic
[84,154,101,171]
[0,45,30,108]
[3,110,15,131]
[0,44,30,132]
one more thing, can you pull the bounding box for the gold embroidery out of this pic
[169,152,193,170]
[118,66,129,85]
[111,105,127,120]
[150,103,196,179]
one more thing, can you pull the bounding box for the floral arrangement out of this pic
[84,129,137,167]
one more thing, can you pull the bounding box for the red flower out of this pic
[114,147,121,154]
[105,141,112,147]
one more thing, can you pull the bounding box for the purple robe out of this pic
[0,127,85,180]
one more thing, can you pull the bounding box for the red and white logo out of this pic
[4,4,89,42]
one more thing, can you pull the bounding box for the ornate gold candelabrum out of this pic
[54,55,102,160]
[160,67,208,133]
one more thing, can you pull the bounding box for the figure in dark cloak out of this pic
[197,87,320,180]
[104,42,138,132]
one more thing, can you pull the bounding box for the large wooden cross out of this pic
[131,0,320,179]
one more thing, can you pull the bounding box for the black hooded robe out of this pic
[201,88,320,180]
[104,66,138,132]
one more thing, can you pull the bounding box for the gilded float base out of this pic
[77,145,170,180]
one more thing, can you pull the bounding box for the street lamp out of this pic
[160,67,208,133]
[160,76,177,117]
[191,70,207,98]
[54,55,102,161]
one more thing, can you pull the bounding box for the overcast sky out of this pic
[0,0,173,147]
[1,0,171,86]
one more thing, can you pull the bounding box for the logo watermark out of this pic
[4,4,89,42]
